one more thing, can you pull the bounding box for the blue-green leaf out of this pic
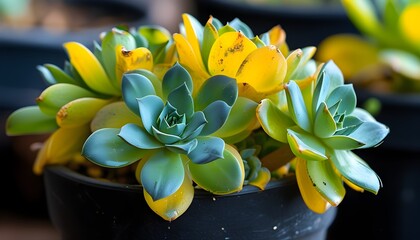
[326,84,357,115]
[83,128,146,167]
[320,61,344,93]
[331,150,381,194]
[166,139,198,155]
[348,121,389,148]
[187,136,225,164]
[152,125,182,144]
[119,123,163,149]
[141,150,185,200]
[312,71,330,114]
[182,111,207,140]
[285,81,312,132]
[323,135,365,150]
[162,63,193,99]
[314,102,337,138]
[122,73,156,115]
[200,100,231,136]
[229,18,254,38]
[287,128,327,161]
[137,95,164,134]
[195,75,238,110]
[167,83,194,118]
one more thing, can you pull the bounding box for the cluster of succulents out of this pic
[317,0,420,93]
[6,13,389,220]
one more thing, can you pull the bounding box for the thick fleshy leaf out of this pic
[119,123,163,149]
[63,42,118,95]
[295,158,331,214]
[6,106,57,135]
[36,83,98,115]
[128,69,163,97]
[208,31,257,78]
[101,28,136,83]
[138,26,171,63]
[215,97,258,138]
[182,13,204,68]
[166,139,198,155]
[122,73,156,114]
[314,102,337,138]
[200,100,231,136]
[141,150,185,200]
[195,75,238,110]
[37,64,76,85]
[229,18,254,38]
[284,49,303,81]
[188,144,244,194]
[312,71,330,114]
[82,128,146,167]
[348,121,389,148]
[257,98,294,143]
[201,17,218,69]
[137,95,164,134]
[56,98,110,128]
[181,111,207,140]
[287,128,327,161]
[152,125,182,144]
[320,61,345,93]
[91,101,140,131]
[115,46,153,87]
[144,171,194,221]
[307,159,345,206]
[326,84,357,114]
[331,150,381,194]
[285,81,311,132]
[173,33,210,90]
[187,136,225,164]
[248,167,271,190]
[34,125,91,174]
[167,83,194,117]
[323,135,365,150]
[162,62,193,99]
[236,45,287,93]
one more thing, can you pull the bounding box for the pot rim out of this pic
[44,165,297,198]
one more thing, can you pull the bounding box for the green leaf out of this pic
[36,83,97,115]
[56,98,110,128]
[287,128,327,161]
[138,25,171,63]
[314,102,337,138]
[44,64,77,85]
[323,135,365,150]
[348,121,389,148]
[342,0,382,39]
[195,75,238,110]
[188,145,244,194]
[137,95,164,134]
[200,100,231,136]
[162,63,193,100]
[101,28,136,83]
[326,84,357,115]
[201,20,218,69]
[82,128,146,167]
[257,98,294,143]
[331,150,381,194]
[285,81,312,132]
[6,106,57,135]
[167,83,194,118]
[122,73,156,115]
[187,136,225,164]
[141,150,185,200]
[307,159,346,206]
[284,49,303,82]
[119,123,163,149]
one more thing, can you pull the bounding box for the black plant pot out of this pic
[44,166,337,240]
[193,0,358,50]
[328,90,420,240]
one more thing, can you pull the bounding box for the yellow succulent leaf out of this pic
[57,98,111,128]
[33,125,91,175]
[208,32,257,78]
[400,4,420,45]
[90,101,140,132]
[236,45,287,94]
[115,46,153,87]
[182,14,206,70]
[343,177,365,192]
[63,42,118,95]
[317,34,379,79]
[248,167,271,190]
[144,172,194,221]
[295,157,331,214]
[173,33,210,91]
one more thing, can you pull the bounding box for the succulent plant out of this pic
[5,25,174,174]
[82,63,245,220]
[317,0,420,93]
[257,61,389,213]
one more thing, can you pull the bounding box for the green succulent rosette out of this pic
[257,61,389,213]
[82,63,245,221]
